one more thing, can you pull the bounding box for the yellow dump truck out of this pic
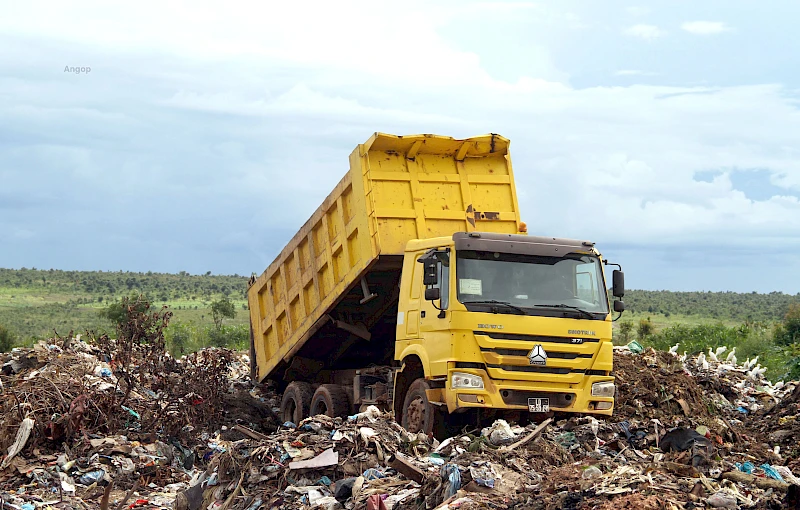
[246,132,626,435]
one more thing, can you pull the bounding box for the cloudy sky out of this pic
[1,0,799,293]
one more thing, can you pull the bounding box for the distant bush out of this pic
[787,344,800,381]
[636,318,654,341]
[164,321,249,357]
[211,296,236,331]
[166,321,193,355]
[208,323,249,350]
[99,293,154,327]
[0,323,15,352]
[773,303,800,347]
[615,321,634,345]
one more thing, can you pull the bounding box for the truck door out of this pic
[419,249,452,376]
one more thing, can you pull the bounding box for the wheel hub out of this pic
[407,396,426,432]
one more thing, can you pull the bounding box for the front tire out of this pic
[401,378,436,435]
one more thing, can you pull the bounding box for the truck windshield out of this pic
[455,250,610,317]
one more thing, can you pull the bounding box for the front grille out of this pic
[486,363,587,375]
[480,347,593,359]
[454,362,484,369]
[474,331,599,344]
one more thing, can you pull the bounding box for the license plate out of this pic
[528,398,550,413]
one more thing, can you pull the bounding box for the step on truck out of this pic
[246,132,626,436]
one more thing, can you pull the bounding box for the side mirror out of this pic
[425,287,440,301]
[418,253,439,286]
[613,300,626,313]
[612,269,624,298]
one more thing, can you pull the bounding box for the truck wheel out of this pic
[310,384,351,418]
[281,382,313,425]
[401,378,435,435]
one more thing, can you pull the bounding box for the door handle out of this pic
[421,311,426,318]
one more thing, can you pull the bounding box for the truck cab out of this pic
[393,232,625,434]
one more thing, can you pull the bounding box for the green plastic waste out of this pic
[626,340,644,354]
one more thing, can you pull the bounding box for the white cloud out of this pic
[160,84,463,125]
[681,21,732,35]
[615,70,658,76]
[624,24,667,41]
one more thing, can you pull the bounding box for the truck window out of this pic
[576,269,597,303]
[456,250,609,317]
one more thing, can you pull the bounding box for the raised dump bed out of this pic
[247,132,523,385]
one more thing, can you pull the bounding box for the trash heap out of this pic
[0,332,279,509]
[0,334,799,510]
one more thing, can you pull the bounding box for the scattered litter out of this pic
[582,465,603,480]
[288,448,338,470]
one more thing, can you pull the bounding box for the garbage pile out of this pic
[0,334,799,510]
[0,332,278,509]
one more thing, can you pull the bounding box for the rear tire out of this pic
[401,378,436,435]
[281,382,313,425]
[310,384,351,418]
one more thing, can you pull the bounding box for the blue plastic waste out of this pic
[760,464,785,482]
[442,464,461,499]
[363,468,385,480]
[428,454,445,466]
[78,469,105,485]
[121,405,140,419]
[735,461,755,474]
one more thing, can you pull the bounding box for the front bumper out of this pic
[443,367,615,416]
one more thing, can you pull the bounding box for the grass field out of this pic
[0,268,251,344]
[615,310,742,331]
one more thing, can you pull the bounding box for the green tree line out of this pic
[615,289,799,322]
[0,267,249,302]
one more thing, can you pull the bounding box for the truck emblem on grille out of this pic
[528,344,547,366]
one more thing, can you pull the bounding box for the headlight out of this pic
[591,381,615,397]
[451,372,484,389]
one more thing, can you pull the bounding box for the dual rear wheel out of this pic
[280,382,351,423]
[279,377,441,436]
